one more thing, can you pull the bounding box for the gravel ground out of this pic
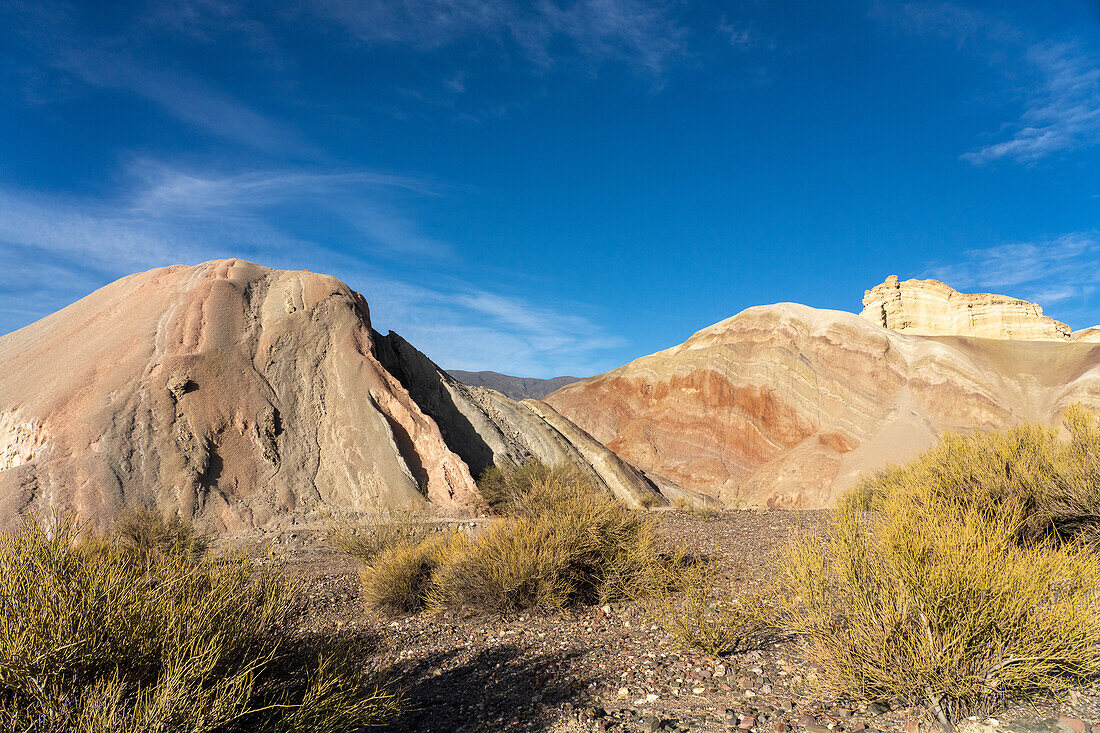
[267,510,1100,733]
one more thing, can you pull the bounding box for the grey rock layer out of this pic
[375,331,662,509]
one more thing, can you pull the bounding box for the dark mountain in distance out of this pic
[447,370,582,400]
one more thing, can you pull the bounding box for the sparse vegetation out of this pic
[475,460,590,513]
[360,532,458,613]
[671,495,722,520]
[0,512,401,732]
[430,477,661,612]
[639,557,772,658]
[847,404,1100,546]
[328,509,434,567]
[114,506,211,560]
[355,461,668,614]
[780,407,1100,727]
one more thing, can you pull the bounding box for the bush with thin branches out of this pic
[847,404,1100,545]
[780,407,1100,728]
[638,558,773,658]
[355,462,666,614]
[113,506,211,560]
[327,509,433,567]
[0,513,401,732]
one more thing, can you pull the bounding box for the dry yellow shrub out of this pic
[0,514,400,732]
[780,407,1100,725]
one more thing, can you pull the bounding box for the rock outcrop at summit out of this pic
[545,302,1100,509]
[860,275,1072,340]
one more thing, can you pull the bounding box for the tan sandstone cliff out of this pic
[860,275,1072,340]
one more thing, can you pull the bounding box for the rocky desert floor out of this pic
[258,510,1100,733]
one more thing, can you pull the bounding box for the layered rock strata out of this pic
[545,303,1100,509]
[374,331,661,509]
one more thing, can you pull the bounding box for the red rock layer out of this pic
[545,303,1100,508]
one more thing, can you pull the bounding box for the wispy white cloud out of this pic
[889,1,1020,48]
[315,0,507,50]
[363,280,622,376]
[3,0,309,154]
[887,1,1100,165]
[126,161,435,213]
[139,0,289,71]
[927,232,1100,326]
[452,291,619,357]
[59,52,313,155]
[964,42,1100,164]
[0,160,448,271]
[314,0,688,79]
[0,163,619,376]
[717,16,773,51]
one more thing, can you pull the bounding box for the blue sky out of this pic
[1,0,1098,377]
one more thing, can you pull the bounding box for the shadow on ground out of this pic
[381,645,595,732]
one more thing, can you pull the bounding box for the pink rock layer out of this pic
[545,302,1100,508]
[0,259,483,532]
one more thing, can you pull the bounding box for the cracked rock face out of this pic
[0,259,483,531]
[860,275,1073,341]
[545,302,1100,509]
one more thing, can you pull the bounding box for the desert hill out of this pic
[545,278,1100,508]
[7,263,1100,525]
[0,259,657,532]
[446,370,580,400]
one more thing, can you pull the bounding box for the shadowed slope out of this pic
[374,330,662,509]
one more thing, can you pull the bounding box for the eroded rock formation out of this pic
[860,275,1072,340]
[0,259,665,532]
[0,260,489,531]
[374,331,661,509]
[545,302,1100,509]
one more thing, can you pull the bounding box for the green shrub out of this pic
[433,469,661,612]
[476,460,592,514]
[0,514,400,732]
[780,411,1100,726]
[360,533,457,613]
